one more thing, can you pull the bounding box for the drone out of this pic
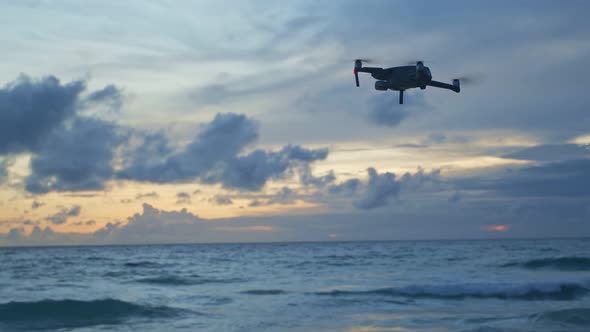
[353,59,460,104]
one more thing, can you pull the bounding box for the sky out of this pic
[1,0,589,246]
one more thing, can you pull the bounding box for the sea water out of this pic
[1,239,589,331]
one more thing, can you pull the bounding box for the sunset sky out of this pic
[1,0,589,245]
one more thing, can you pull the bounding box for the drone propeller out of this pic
[404,59,429,65]
[354,58,375,63]
[452,74,484,85]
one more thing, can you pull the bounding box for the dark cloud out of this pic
[248,199,263,207]
[324,167,441,210]
[92,221,121,242]
[281,145,329,162]
[176,192,191,205]
[0,74,128,193]
[136,192,160,200]
[25,117,124,193]
[83,84,124,112]
[0,159,8,184]
[31,200,44,209]
[6,227,25,242]
[203,145,328,191]
[118,113,259,183]
[299,164,336,187]
[399,168,442,192]
[119,113,329,191]
[354,168,401,209]
[456,159,590,197]
[0,75,85,154]
[503,144,590,162]
[210,195,233,206]
[327,178,361,195]
[268,187,297,205]
[98,204,208,244]
[46,205,81,225]
[71,220,96,227]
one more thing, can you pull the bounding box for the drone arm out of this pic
[356,67,385,75]
[427,80,460,93]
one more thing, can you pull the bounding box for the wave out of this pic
[135,275,244,286]
[124,261,163,268]
[86,256,112,261]
[0,298,186,330]
[315,280,589,300]
[531,307,590,326]
[501,257,590,271]
[241,289,287,295]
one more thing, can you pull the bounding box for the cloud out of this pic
[83,84,124,112]
[25,117,125,193]
[135,191,159,200]
[268,187,297,205]
[31,200,44,209]
[93,203,209,244]
[119,113,329,191]
[210,195,233,206]
[353,168,402,209]
[118,113,258,183]
[203,145,328,191]
[244,187,298,206]
[503,144,590,162]
[0,158,8,184]
[0,82,328,194]
[0,75,85,154]
[46,205,81,225]
[0,74,128,193]
[71,220,96,227]
[323,167,441,210]
[176,192,191,205]
[299,164,336,187]
[248,199,263,207]
[399,167,442,192]
[457,158,590,197]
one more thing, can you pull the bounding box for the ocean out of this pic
[1,239,589,331]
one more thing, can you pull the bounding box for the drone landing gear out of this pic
[399,90,404,104]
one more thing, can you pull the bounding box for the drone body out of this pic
[354,60,460,104]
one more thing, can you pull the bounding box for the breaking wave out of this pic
[0,298,187,330]
[315,280,589,300]
[501,257,590,271]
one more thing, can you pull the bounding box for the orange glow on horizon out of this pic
[481,225,509,232]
